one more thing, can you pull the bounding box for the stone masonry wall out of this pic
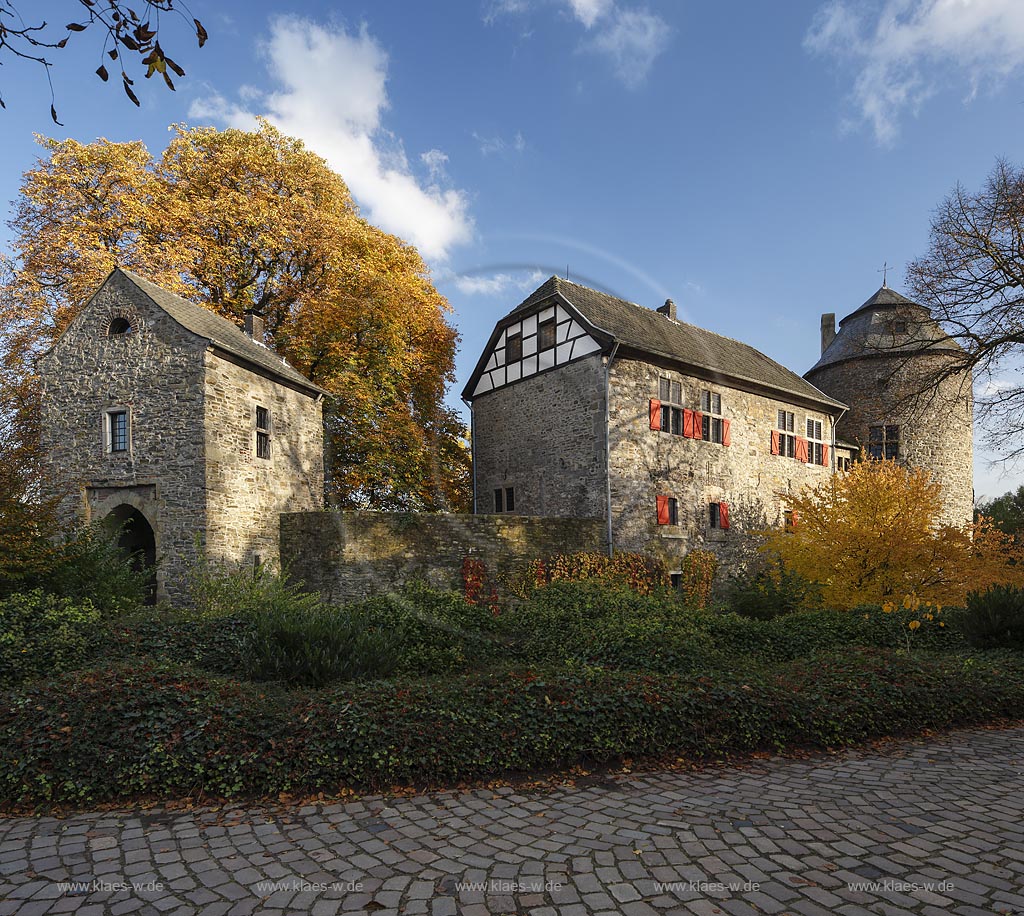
[203,353,324,574]
[471,355,608,518]
[608,357,838,573]
[280,512,606,604]
[38,271,208,603]
[808,353,974,526]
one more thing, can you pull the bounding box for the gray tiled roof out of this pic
[510,276,846,410]
[117,269,326,395]
[807,284,962,376]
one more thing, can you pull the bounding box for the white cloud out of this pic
[568,0,614,28]
[586,8,672,88]
[484,0,670,88]
[806,0,1024,145]
[472,130,527,156]
[451,270,546,295]
[189,17,473,261]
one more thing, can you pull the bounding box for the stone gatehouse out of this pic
[38,268,326,603]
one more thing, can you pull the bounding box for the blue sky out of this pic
[2,0,1023,499]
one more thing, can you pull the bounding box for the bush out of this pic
[514,552,669,597]
[725,556,821,620]
[0,591,101,686]
[3,648,1023,805]
[959,585,1024,650]
[0,524,149,613]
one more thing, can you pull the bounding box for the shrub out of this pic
[0,591,101,686]
[959,585,1024,650]
[725,556,821,620]
[0,524,149,613]
[515,552,669,598]
[3,648,1023,805]
[679,549,718,609]
[242,603,400,687]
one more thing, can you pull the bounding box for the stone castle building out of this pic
[464,277,973,571]
[39,269,326,603]
[38,270,973,602]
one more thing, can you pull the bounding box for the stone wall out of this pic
[38,271,210,603]
[471,354,608,518]
[280,511,606,604]
[203,352,324,574]
[608,357,838,572]
[808,353,974,526]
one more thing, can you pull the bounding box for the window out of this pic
[538,319,556,352]
[700,390,725,443]
[868,425,899,460]
[256,405,271,460]
[656,495,679,526]
[494,487,515,513]
[775,410,796,458]
[494,488,503,513]
[701,390,722,415]
[108,317,132,336]
[838,456,852,472]
[806,418,826,466]
[505,332,522,363]
[709,501,730,530]
[107,410,128,453]
[656,376,685,436]
[783,509,798,531]
[891,320,908,335]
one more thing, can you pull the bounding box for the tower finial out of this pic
[878,260,890,288]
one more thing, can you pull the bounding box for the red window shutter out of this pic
[722,419,731,447]
[822,444,830,467]
[649,399,661,430]
[796,436,809,463]
[720,502,730,529]
[656,495,670,526]
[694,411,704,439]
[683,408,694,438]
[791,510,799,528]
[770,430,781,455]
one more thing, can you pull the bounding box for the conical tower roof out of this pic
[806,285,962,376]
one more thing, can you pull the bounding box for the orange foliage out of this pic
[0,122,470,512]
[764,459,1024,609]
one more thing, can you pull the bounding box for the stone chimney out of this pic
[244,310,265,344]
[820,312,836,355]
[657,298,677,320]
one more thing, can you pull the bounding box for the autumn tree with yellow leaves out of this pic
[0,122,470,513]
[763,459,1024,610]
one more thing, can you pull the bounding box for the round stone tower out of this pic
[804,285,974,526]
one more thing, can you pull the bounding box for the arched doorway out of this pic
[104,505,157,605]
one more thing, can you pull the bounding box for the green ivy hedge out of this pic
[0,591,102,687]
[2,648,1021,806]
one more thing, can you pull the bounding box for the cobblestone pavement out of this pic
[1,726,1023,916]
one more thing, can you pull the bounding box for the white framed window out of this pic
[105,408,130,454]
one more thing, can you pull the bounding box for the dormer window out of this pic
[108,317,133,336]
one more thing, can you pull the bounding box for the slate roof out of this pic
[115,269,327,395]
[807,284,962,376]
[499,276,846,410]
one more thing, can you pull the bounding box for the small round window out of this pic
[108,317,133,336]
